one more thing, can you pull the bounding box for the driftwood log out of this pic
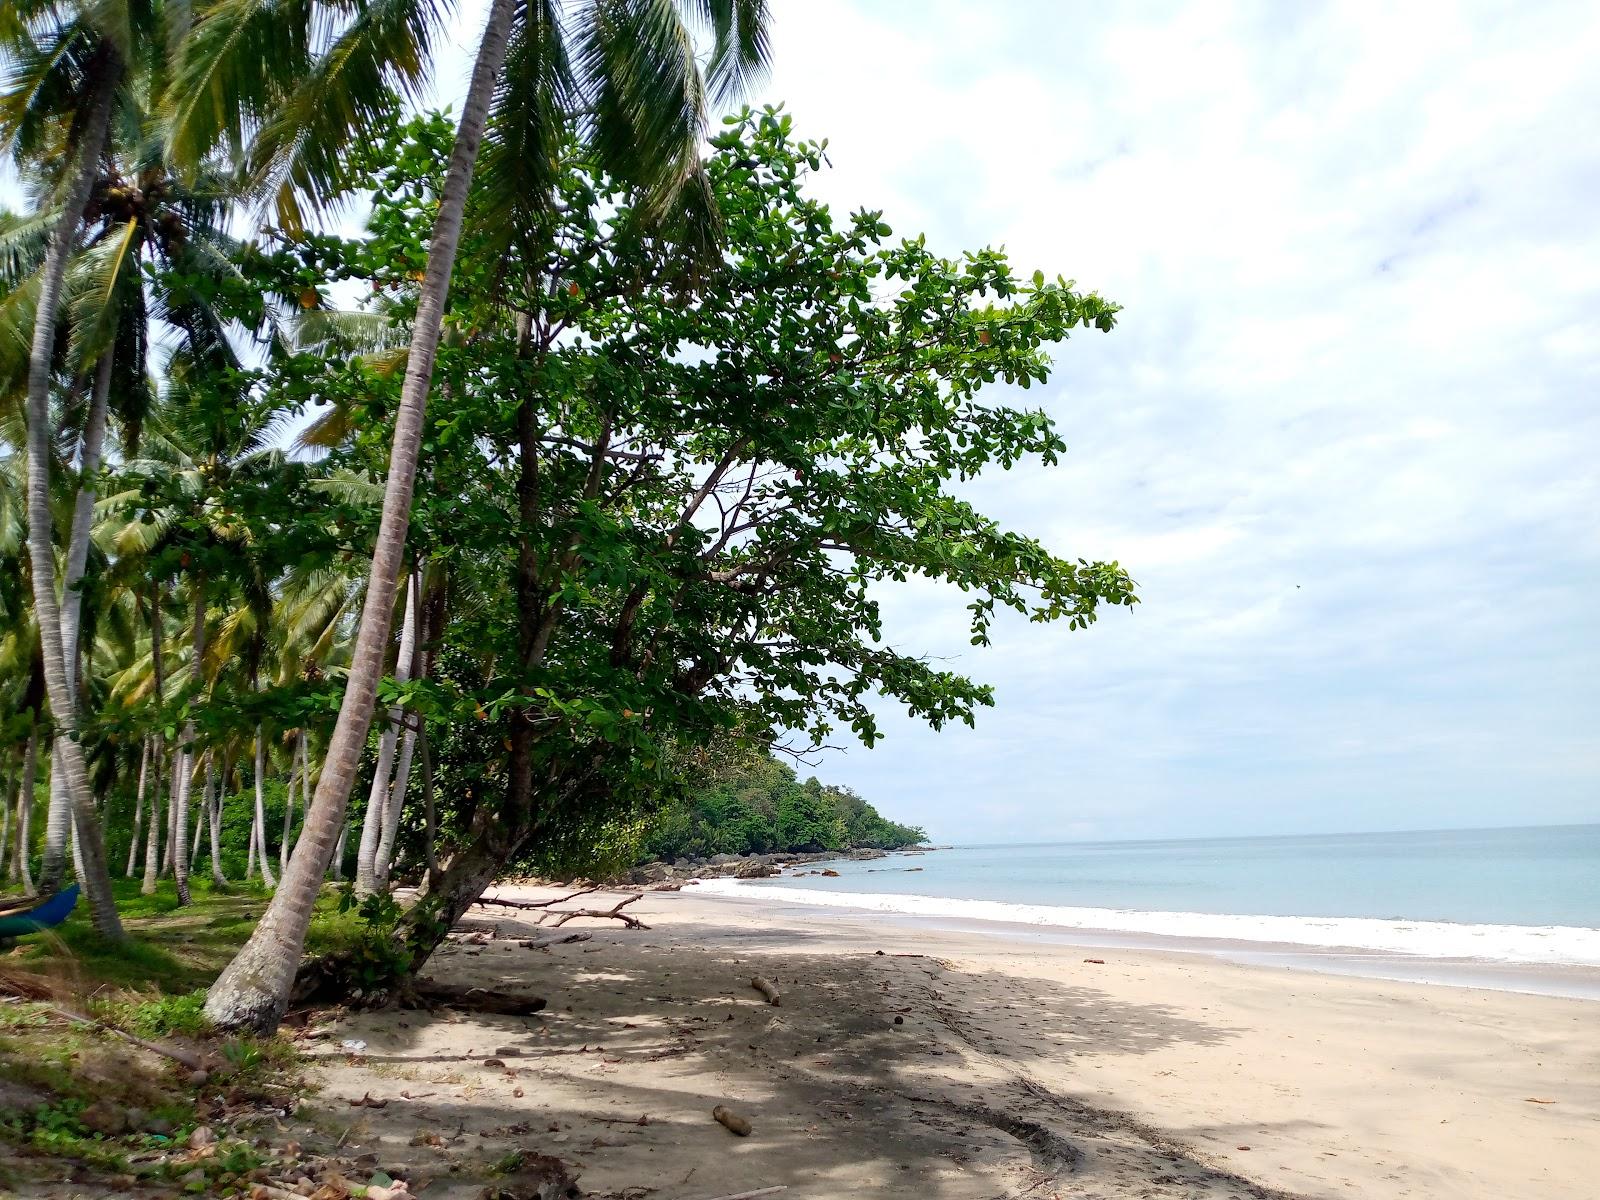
[519,932,593,950]
[412,982,547,1016]
[712,1104,752,1136]
[750,976,781,1006]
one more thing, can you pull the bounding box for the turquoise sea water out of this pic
[702,824,1600,966]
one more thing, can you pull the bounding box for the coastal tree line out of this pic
[0,0,1134,1035]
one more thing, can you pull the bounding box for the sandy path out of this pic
[294,887,1599,1200]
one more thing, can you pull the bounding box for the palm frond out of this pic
[685,0,771,109]
[282,306,405,356]
[0,206,53,282]
[473,0,570,238]
[249,0,446,226]
[67,215,142,364]
[574,0,706,212]
[162,0,312,184]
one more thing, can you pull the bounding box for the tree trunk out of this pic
[375,567,427,887]
[161,780,175,874]
[142,585,167,895]
[373,725,416,887]
[253,725,276,889]
[190,751,209,868]
[14,732,39,894]
[171,579,205,905]
[21,52,123,937]
[141,739,165,895]
[37,758,72,892]
[205,0,519,1031]
[126,738,150,878]
[0,755,12,878]
[207,752,226,887]
[331,817,349,881]
[419,721,438,889]
[37,352,115,895]
[356,566,420,894]
[280,732,301,876]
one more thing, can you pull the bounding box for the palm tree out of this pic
[205,0,773,1032]
[1,0,149,937]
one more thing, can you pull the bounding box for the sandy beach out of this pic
[285,885,1600,1200]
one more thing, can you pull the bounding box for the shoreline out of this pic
[291,884,1599,1200]
[689,881,1600,1001]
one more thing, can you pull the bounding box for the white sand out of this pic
[298,886,1600,1199]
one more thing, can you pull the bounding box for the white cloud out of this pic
[745,0,1600,841]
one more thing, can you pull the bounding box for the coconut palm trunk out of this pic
[252,725,276,889]
[205,0,519,1031]
[126,737,151,877]
[374,568,428,888]
[356,567,419,894]
[142,585,167,895]
[169,579,204,905]
[419,723,438,888]
[207,753,226,887]
[20,50,124,936]
[373,723,417,887]
[330,818,349,881]
[13,731,39,894]
[280,732,304,875]
[0,756,13,881]
[190,756,209,867]
[38,352,114,893]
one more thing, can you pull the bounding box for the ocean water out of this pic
[698,824,1600,967]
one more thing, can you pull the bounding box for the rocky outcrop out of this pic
[616,844,929,885]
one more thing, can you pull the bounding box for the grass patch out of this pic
[0,877,347,1195]
[1,877,360,1001]
[2,879,274,997]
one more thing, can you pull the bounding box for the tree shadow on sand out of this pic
[283,911,1310,1200]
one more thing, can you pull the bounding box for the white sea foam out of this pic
[693,878,1600,966]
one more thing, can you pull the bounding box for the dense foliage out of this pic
[641,750,925,861]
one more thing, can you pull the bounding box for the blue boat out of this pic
[0,884,81,938]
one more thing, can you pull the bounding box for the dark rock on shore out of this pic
[618,844,933,886]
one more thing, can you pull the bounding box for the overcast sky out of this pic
[15,2,1595,844]
[712,1,1599,842]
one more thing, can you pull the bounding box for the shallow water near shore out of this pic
[699,823,1600,995]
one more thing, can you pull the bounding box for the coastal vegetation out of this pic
[0,0,1131,1059]
[639,749,927,863]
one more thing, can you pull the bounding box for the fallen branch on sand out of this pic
[44,1004,205,1070]
[549,893,649,929]
[475,887,601,912]
[695,1186,785,1199]
[474,889,650,929]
